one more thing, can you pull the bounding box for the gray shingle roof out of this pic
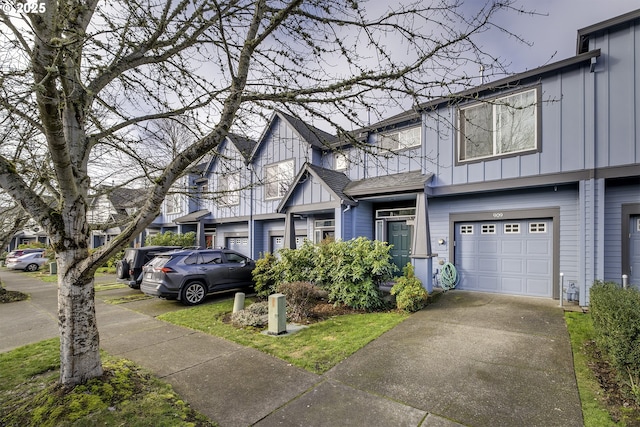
[306,164,354,204]
[227,133,257,161]
[344,171,432,197]
[276,110,337,149]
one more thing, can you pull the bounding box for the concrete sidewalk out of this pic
[1,269,583,426]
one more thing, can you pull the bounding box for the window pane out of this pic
[460,103,493,160]
[496,90,536,154]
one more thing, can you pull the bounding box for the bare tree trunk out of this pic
[57,251,102,385]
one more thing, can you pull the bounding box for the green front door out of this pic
[387,221,412,274]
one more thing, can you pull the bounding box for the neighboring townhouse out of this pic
[87,186,148,248]
[153,9,640,306]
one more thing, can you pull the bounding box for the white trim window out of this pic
[265,159,294,200]
[165,194,182,214]
[219,172,240,206]
[458,88,539,162]
[529,222,547,233]
[481,224,496,234]
[335,153,348,171]
[460,225,474,234]
[379,126,421,152]
[504,223,520,234]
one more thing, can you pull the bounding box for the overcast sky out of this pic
[477,0,640,74]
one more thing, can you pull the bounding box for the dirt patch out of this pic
[307,302,364,321]
[0,287,28,303]
[583,340,640,426]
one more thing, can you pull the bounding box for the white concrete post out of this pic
[268,293,287,335]
[233,292,245,313]
[622,274,629,289]
[559,273,564,308]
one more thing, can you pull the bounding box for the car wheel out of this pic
[181,281,207,306]
[116,260,129,279]
[25,263,39,272]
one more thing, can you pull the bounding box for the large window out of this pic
[458,88,539,162]
[165,194,182,214]
[265,159,294,200]
[379,126,421,151]
[218,172,239,206]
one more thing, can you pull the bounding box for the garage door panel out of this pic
[477,275,499,291]
[527,259,550,275]
[477,258,499,273]
[478,240,498,253]
[501,241,524,255]
[455,220,552,297]
[501,277,524,293]
[501,259,524,274]
[526,279,550,296]
[526,240,551,255]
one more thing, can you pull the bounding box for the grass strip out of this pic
[565,311,622,427]
[0,338,215,426]
[159,299,409,374]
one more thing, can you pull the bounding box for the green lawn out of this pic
[565,311,626,426]
[158,299,410,374]
[0,338,215,427]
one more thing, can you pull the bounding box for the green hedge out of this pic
[252,237,396,311]
[391,263,428,312]
[589,281,640,403]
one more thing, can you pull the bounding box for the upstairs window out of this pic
[218,172,239,206]
[335,153,348,171]
[379,126,421,152]
[265,159,294,200]
[165,194,182,214]
[458,88,539,163]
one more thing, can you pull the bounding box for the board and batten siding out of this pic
[288,173,336,206]
[250,116,314,216]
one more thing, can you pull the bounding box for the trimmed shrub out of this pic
[320,237,396,311]
[590,281,640,403]
[252,237,396,312]
[277,281,320,322]
[277,240,317,284]
[252,252,280,298]
[391,263,428,312]
[145,231,195,247]
[231,301,268,328]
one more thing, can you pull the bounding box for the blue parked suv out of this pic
[140,249,255,305]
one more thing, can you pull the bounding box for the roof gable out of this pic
[250,110,337,161]
[277,163,355,213]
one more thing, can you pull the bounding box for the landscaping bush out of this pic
[230,301,268,328]
[590,281,640,403]
[145,231,195,247]
[277,281,320,322]
[321,237,395,311]
[391,263,428,312]
[252,252,280,298]
[252,237,396,311]
[277,240,317,284]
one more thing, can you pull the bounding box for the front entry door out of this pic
[387,221,412,274]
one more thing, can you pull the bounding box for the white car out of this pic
[5,252,48,272]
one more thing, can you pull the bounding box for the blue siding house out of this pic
[153,10,640,306]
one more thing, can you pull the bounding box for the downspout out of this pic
[248,163,255,258]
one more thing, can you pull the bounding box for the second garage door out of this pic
[454,219,553,297]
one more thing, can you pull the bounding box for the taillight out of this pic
[157,267,175,273]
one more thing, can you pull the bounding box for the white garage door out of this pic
[226,237,249,257]
[454,219,553,297]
